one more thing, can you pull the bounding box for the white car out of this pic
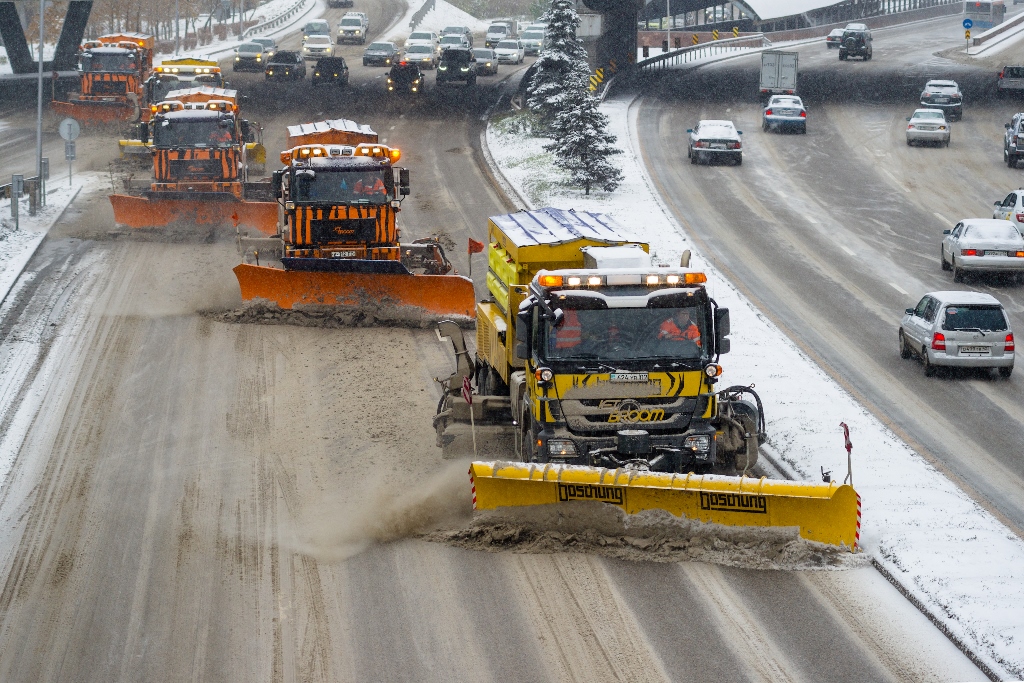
[941,218,1024,282]
[494,39,525,64]
[906,108,950,147]
[521,30,545,55]
[406,31,440,55]
[403,44,437,69]
[337,13,368,44]
[992,190,1024,233]
[302,35,334,60]
[762,95,806,133]
[485,23,512,47]
[439,34,470,50]
[687,119,743,165]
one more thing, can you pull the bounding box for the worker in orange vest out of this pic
[658,308,701,346]
[554,309,583,349]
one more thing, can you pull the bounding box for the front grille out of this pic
[310,218,377,244]
[92,80,127,96]
[168,159,220,179]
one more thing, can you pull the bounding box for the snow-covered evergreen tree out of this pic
[544,78,624,195]
[526,0,590,125]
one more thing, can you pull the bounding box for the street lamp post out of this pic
[35,0,44,206]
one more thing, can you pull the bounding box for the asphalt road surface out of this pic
[0,8,992,682]
[636,14,1024,536]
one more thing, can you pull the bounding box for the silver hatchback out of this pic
[899,291,1014,377]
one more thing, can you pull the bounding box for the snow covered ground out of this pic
[382,0,489,44]
[485,100,1024,679]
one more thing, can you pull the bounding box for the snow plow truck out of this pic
[51,33,153,124]
[435,208,861,550]
[231,118,476,322]
[108,86,275,235]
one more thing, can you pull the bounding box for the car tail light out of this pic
[765,109,773,115]
[1006,333,1015,351]
[1000,70,1005,78]
[931,332,946,351]
[695,141,706,148]
[1016,250,1024,257]
[908,124,915,130]
[961,248,977,256]
[730,141,741,149]
[1016,213,1024,222]
[800,111,807,117]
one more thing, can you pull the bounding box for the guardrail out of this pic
[1,174,43,201]
[637,33,771,70]
[973,10,1024,45]
[242,0,313,39]
[409,0,436,30]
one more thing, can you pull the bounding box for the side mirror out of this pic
[995,201,1003,205]
[905,117,911,121]
[737,130,743,135]
[399,167,410,196]
[271,169,284,195]
[905,308,915,315]
[714,307,730,354]
[515,342,529,360]
[686,129,693,133]
[223,80,231,89]
[717,338,731,354]
[515,308,531,344]
[942,229,951,235]
[1007,123,1013,129]
[139,122,150,144]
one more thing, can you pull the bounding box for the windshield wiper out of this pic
[954,327,986,336]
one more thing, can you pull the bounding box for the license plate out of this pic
[331,251,356,258]
[985,250,1007,257]
[935,97,949,103]
[610,372,649,383]
[711,143,726,149]
[960,346,988,354]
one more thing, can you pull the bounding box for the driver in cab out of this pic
[355,174,386,196]
[658,308,701,347]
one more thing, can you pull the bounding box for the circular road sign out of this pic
[963,18,974,29]
[58,118,81,141]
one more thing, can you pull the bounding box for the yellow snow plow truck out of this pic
[435,208,861,550]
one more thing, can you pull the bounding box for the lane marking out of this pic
[841,245,856,256]
[882,168,910,192]
[933,211,948,225]
[890,282,909,295]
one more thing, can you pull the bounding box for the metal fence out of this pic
[409,0,437,31]
[637,33,772,71]
[242,0,314,39]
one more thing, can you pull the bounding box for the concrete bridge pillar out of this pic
[581,0,643,72]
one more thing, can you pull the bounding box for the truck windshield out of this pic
[544,305,708,362]
[82,53,138,73]
[293,170,393,204]
[147,78,179,103]
[152,119,235,148]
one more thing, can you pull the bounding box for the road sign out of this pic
[966,29,971,39]
[963,18,973,29]
[58,117,80,141]
[65,141,76,161]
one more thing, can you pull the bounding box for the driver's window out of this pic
[923,299,939,323]
[914,296,930,318]
[1004,193,1017,207]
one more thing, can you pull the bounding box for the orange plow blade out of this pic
[233,263,477,322]
[109,194,278,235]
[52,99,135,124]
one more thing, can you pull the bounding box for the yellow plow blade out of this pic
[469,462,861,550]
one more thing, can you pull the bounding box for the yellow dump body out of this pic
[470,462,861,550]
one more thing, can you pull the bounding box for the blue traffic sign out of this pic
[963,18,973,29]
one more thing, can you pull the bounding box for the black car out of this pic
[265,51,306,79]
[436,47,476,86]
[363,41,400,67]
[312,57,349,86]
[387,61,426,94]
[838,29,872,60]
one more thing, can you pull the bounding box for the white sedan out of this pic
[762,95,806,133]
[941,218,1024,282]
[302,35,334,60]
[403,44,437,69]
[906,109,949,147]
[494,39,525,64]
[687,119,743,165]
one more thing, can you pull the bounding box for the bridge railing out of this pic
[637,33,772,71]
[242,0,314,40]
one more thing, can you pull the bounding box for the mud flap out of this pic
[469,462,861,550]
[109,194,278,235]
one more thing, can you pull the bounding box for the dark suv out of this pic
[312,57,349,86]
[436,47,477,86]
[387,61,426,94]
[265,51,306,79]
[838,29,872,61]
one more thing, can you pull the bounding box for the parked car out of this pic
[992,190,1024,233]
[233,42,267,72]
[1005,112,1024,167]
[997,65,1024,95]
[906,108,950,146]
[302,34,334,60]
[838,27,872,60]
[919,79,962,120]
[337,13,368,44]
[687,119,743,165]
[363,41,400,66]
[265,51,305,79]
[437,47,477,86]
[473,48,498,75]
[441,26,473,47]
[406,31,440,54]
[899,291,1014,377]
[387,61,426,94]
[302,20,331,42]
[825,28,845,48]
[941,218,1024,282]
[494,39,525,64]
[312,56,349,86]
[403,44,437,69]
[439,34,470,50]
[521,30,546,55]
[249,37,277,57]
[762,94,806,133]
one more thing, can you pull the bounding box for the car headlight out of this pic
[256,56,261,61]
[235,56,240,61]
[460,67,469,71]
[438,65,447,70]
[355,30,360,34]
[683,435,711,452]
[387,78,392,83]
[537,367,554,382]
[486,62,492,66]
[547,439,578,458]
[267,70,273,74]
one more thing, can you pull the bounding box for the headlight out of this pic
[537,367,554,382]
[235,56,240,61]
[704,364,722,377]
[547,439,578,458]
[438,66,447,70]
[387,78,392,83]
[355,30,360,34]
[486,62,492,66]
[683,435,711,452]
[256,56,261,61]
[460,67,469,71]
[267,70,273,74]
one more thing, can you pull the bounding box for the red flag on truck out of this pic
[468,238,485,254]
[462,376,473,405]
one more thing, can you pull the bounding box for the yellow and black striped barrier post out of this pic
[712,29,719,40]
[589,67,604,92]
[732,26,739,37]
[692,33,699,45]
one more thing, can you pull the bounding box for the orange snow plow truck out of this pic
[52,33,153,124]
[232,118,476,322]
[436,208,862,550]
[108,86,276,234]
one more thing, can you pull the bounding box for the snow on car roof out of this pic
[926,80,958,88]
[929,290,1004,305]
[699,120,736,129]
